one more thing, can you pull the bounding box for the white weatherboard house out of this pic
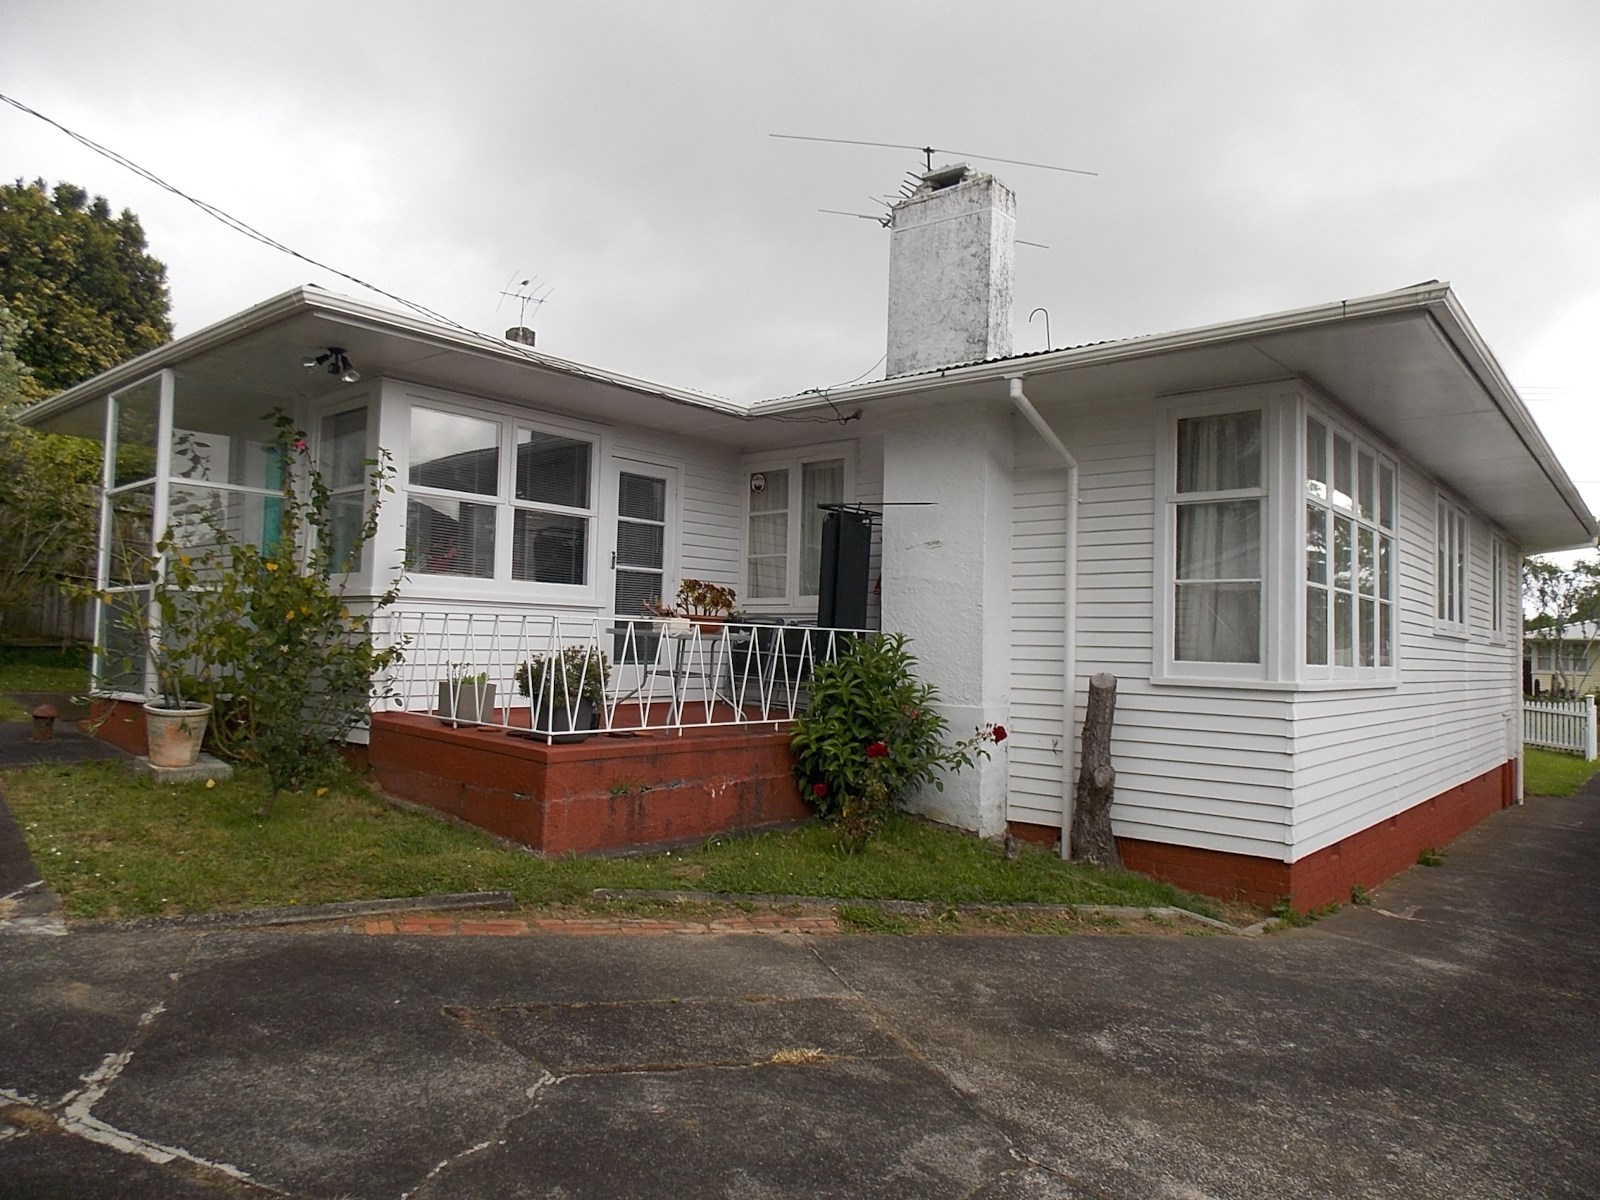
[25,164,1596,908]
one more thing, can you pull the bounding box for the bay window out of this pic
[1158,387,1403,686]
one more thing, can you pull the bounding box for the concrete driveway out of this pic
[2,781,1597,1199]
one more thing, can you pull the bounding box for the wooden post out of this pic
[1071,672,1121,868]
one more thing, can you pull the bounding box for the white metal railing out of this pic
[377,612,874,743]
[1524,695,1598,760]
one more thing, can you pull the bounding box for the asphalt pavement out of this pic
[2,776,1597,1198]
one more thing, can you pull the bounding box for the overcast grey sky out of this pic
[4,1,1598,525]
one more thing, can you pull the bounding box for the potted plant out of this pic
[142,667,213,770]
[437,664,496,728]
[644,579,738,634]
[514,646,611,743]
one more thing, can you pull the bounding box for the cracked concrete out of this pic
[3,782,1600,1197]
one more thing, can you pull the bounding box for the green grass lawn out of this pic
[2,761,1222,922]
[0,645,92,720]
[1523,746,1600,797]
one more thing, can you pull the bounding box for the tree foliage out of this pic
[0,305,101,635]
[0,178,172,398]
[1524,556,1600,695]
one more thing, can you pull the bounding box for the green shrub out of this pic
[789,633,1002,847]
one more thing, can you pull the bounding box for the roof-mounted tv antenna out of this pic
[770,132,1097,177]
[496,271,555,327]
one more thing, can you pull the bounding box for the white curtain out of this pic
[1175,499,1261,663]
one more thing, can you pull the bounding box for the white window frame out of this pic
[1435,496,1470,637]
[1301,406,1400,683]
[740,441,855,612]
[312,394,375,582]
[398,390,603,603]
[1153,386,1292,684]
[1489,535,1507,642]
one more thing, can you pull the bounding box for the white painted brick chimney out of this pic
[885,165,1016,377]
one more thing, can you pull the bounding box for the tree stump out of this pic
[1070,673,1121,868]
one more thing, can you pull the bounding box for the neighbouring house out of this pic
[1525,621,1599,697]
[22,163,1596,910]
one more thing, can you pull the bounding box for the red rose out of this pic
[812,782,828,797]
[991,724,1007,743]
[293,438,309,453]
[866,741,889,759]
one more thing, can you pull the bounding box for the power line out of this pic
[0,90,488,342]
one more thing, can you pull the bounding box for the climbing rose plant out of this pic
[790,632,1005,848]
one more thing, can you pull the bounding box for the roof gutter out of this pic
[1006,374,1080,860]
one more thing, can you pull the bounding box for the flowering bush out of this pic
[790,633,1006,847]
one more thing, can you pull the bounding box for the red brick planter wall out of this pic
[366,712,810,855]
[1011,760,1516,912]
[83,699,149,756]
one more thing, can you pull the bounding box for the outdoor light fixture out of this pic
[302,347,360,384]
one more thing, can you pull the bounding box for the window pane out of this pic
[406,497,495,577]
[1357,452,1375,523]
[617,520,664,570]
[1333,517,1353,591]
[512,511,587,585]
[1379,535,1393,598]
[111,377,161,488]
[800,460,845,596]
[1359,597,1376,667]
[1305,418,1327,501]
[96,589,149,693]
[1306,584,1328,665]
[750,469,788,514]
[320,408,367,489]
[108,487,155,585]
[1176,411,1260,493]
[1176,500,1260,580]
[1378,463,1395,530]
[1333,436,1354,511]
[1379,601,1393,667]
[1306,502,1327,584]
[1358,526,1375,596]
[515,429,590,508]
[328,493,365,572]
[619,472,666,522]
[1334,591,1354,667]
[748,556,787,599]
[409,409,499,495]
[1175,582,1260,663]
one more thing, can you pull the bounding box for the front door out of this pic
[604,457,679,688]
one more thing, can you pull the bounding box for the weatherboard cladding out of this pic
[1001,383,1520,864]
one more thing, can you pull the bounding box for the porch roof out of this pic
[754,282,1597,555]
[19,285,791,449]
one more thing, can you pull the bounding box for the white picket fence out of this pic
[1524,696,1598,760]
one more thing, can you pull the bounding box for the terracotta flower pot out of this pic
[142,702,212,768]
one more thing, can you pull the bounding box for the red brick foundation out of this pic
[1012,761,1517,913]
[366,712,810,856]
[83,699,150,755]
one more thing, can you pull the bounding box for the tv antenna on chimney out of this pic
[770,133,1097,177]
[496,271,554,326]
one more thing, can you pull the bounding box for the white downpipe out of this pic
[1007,376,1080,859]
